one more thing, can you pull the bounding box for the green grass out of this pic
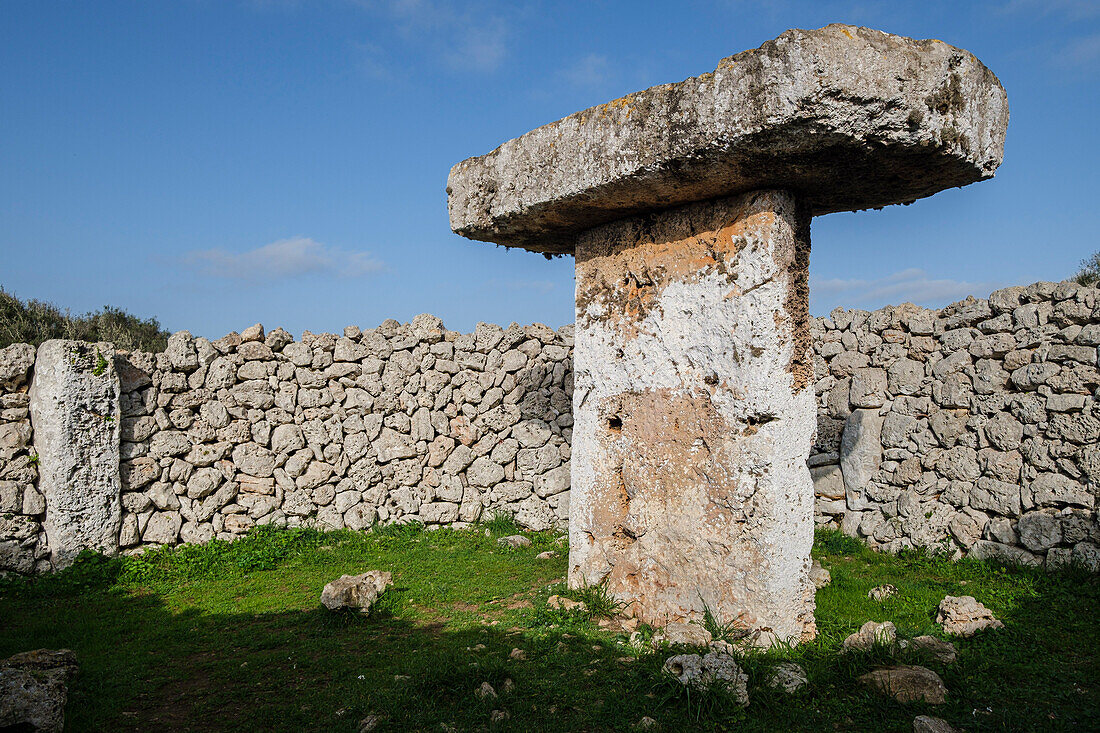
[0,526,1096,732]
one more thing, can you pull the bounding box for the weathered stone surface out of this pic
[320,570,393,614]
[859,665,947,704]
[663,652,749,705]
[936,595,1004,637]
[29,341,121,569]
[908,635,957,664]
[842,620,897,652]
[809,559,831,589]
[840,409,883,506]
[448,25,1007,253]
[912,716,958,733]
[767,662,808,693]
[0,648,78,733]
[569,191,816,643]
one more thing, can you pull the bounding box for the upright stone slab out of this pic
[447,24,1007,643]
[30,341,122,569]
[572,190,816,638]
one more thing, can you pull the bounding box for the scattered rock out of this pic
[536,550,558,559]
[358,714,383,732]
[859,665,947,704]
[936,595,1004,637]
[767,662,808,693]
[497,535,531,548]
[490,709,510,722]
[500,678,515,693]
[654,622,712,647]
[841,621,897,652]
[0,648,79,733]
[662,652,749,705]
[913,715,958,732]
[908,636,957,664]
[508,648,527,661]
[809,559,831,589]
[475,681,497,699]
[320,571,393,614]
[868,584,898,601]
[634,716,659,730]
[546,594,586,612]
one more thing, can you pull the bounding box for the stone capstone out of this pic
[447,24,1007,253]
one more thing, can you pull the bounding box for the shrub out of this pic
[1074,251,1100,286]
[0,286,169,351]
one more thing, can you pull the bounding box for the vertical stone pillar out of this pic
[570,191,817,643]
[29,341,121,569]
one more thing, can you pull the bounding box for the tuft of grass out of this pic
[480,510,523,537]
[699,600,751,644]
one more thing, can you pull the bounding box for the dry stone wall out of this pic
[113,315,573,553]
[809,280,1100,569]
[1,280,1098,573]
[0,343,45,573]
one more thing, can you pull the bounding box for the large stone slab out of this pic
[448,24,1008,253]
[569,189,817,642]
[29,341,122,569]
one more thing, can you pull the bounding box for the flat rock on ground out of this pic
[663,652,749,706]
[868,584,898,601]
[936,595,1004,637]
[859,665,948,704]
[913,715,959,732]
[767,662,809,693]
[809,559,831,589]
[320,571,393,614]
[0,648,78,733]
[907,635,958,664]
[842,620,897,652]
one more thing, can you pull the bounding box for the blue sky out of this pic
[2,0,1098,339]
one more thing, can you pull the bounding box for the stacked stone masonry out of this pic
[809,280,1100,570]
[0,281,1097,573]
[0,343,44,573]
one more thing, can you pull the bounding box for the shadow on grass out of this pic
[0,535,1097,732]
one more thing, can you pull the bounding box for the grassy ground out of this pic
[0,522,1096,732]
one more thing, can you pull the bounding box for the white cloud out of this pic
[811,268,1003,313]
[183,237,383,281]
[352,0,511,73]
[1054,32,1100,69]
[562,53,615,88]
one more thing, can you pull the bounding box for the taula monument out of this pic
[448,25,1008,643]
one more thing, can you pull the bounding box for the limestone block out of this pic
[449,25,1006,253]
[850,368,887,408]
[29,341,122,569]
[840,409,883,508]
[569,191,816,642]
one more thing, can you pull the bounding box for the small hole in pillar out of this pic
[607,415,622,433]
